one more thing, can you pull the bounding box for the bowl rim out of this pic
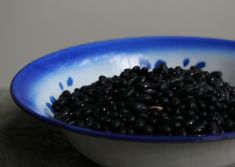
[10,36,235,143]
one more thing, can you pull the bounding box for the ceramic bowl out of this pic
[11,36,235,167]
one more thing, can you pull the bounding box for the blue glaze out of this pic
[154,60,166,68]
[183,58,190,67]
[10,36,235,143]
[67,77,73,86]
[49,96,56,104]
[46,103,53,112]
[59,82,64,90]
[195,61,206,69]
[139,58,151,69]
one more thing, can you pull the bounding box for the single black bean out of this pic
[188,102,198,110]
[61,90,71,97]
[159,113,170,123]
[134,119,146,130]
[171,115,185,122]
[143,125,154,135]
[111,119,122,129]
[159,81,169,91]
[136,94,153,105]
[137,113,149,119]
[149,118,158,126]
[131,102,149,113]
[124,87,135,97]
[223,119,235,131]
[127,126,136,134]
[170,121,182,130]
[175,85,194,96]
[143,88,156,95]
[211,71,222,78]
[184,110,196,118]
[171,97,181,106]
[189,124,205,135]
[207,121,219,134]
[184,119,196,127]
[199,94,217,103]
[140,67,149,75]
[157,124,172,135]
[161,97,170,105]
[173,128,187,136]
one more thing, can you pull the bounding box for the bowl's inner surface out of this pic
[12,37,235,120]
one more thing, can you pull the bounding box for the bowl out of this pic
[11,36,235,167]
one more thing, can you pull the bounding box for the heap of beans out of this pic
[52,65,235,136]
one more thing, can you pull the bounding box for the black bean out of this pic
[140,67,149,75]
[207,122,219,134]
[143,125,154,135]
[110,112,120,118]
[174,128,187,136]
[131,102,149,113]
[197,100,206,109]
[184,119,196,127]
[171,97,181,106]
[92,122,102,130]
[81,107,93,117]
[211,71,222,78]
[188,102,198,110]
[159,113,170,123]
[134,119,146,130]
[172,108,181,115]
[130,76,146,86]
[58,98,69,107]
[143,88,156,95]
[111,119,122,129]
[184,110,195,118]
[170,121,182,130]
[157,124,172,135]
[139,82,153,89]
[127,126,136,134]
[61,90,71,97]
[124,87,135,97]
[164,90,174,98]
[171,115,185,122]
[125,114,136,123]
[136,94,153,105]
[76,120,86,128]
[137,112,149,119]
[161,97,170,105]
[189,124,205,135]
[175,85,194,96]
[52,101,60,112]
[199,94,217,103]
[223,119,235,131]
[149,118,158,126]
[159,81,169,91]
[132,66,141,73]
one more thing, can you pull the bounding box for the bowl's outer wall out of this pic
[65,130,235,167]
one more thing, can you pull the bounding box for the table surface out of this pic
[0,114,100,167]
[0,90,100,167]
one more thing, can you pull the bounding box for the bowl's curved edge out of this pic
[10,36,235,143]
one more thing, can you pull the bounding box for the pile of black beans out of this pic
[52,65,235,136]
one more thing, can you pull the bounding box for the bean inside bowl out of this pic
[52,64,235,137]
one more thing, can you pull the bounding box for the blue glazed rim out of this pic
[10,36,235,143]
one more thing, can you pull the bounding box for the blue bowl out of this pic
[11,36,235,167]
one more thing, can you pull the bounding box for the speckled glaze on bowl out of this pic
[11,36,235,167]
